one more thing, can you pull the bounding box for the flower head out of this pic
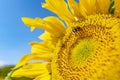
[10,0,120,80]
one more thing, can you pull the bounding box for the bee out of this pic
[72,26,82,33]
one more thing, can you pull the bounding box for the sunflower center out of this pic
[71,38,95,65]
[52,14,120,80]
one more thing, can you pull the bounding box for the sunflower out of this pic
[10,0,120,80]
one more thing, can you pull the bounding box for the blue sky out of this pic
[0,0,54,66]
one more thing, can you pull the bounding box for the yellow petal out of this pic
[68,0,83,20]
[79,0,97,16]
[39,31,61,45]
[22,17,56,33]
[79,4,87,17]
[30,42,54,54]
[42,0,75,24]
[115,0,120,17]
[42,16,65,37]
[43,16,66,34]
[39,31,52,41]
[34,73,51,80]
[96,0,110,13]
[12,62,49,78]
[14,54,51,69]
[30,26,35,32]
[22,17,65,37]
[21,17,44,29]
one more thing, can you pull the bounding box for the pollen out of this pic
[52,14,120,80]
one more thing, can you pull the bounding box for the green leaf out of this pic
[5,71,13,80]
[109,0,115,14]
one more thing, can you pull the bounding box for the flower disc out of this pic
[52,14,120,80]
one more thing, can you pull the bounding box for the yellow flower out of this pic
[11,0,120,80]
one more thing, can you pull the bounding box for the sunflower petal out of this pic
[22,17,55,33]
[115,0,120,17]
[96,0,110,13]
[30,42,54,54]
[14,54,51,69]
[22,17,65,37]
[68,0,82,20]
[43,16,66,36]
[43,16,66,33]
[30,26,35,32]
[21,17,44,29]
[39,31,52,41]
[12,62,49,78]
[34,73,51,80]
[39,31,60,45]
[79,0,97,16]
[42,0,75,24]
